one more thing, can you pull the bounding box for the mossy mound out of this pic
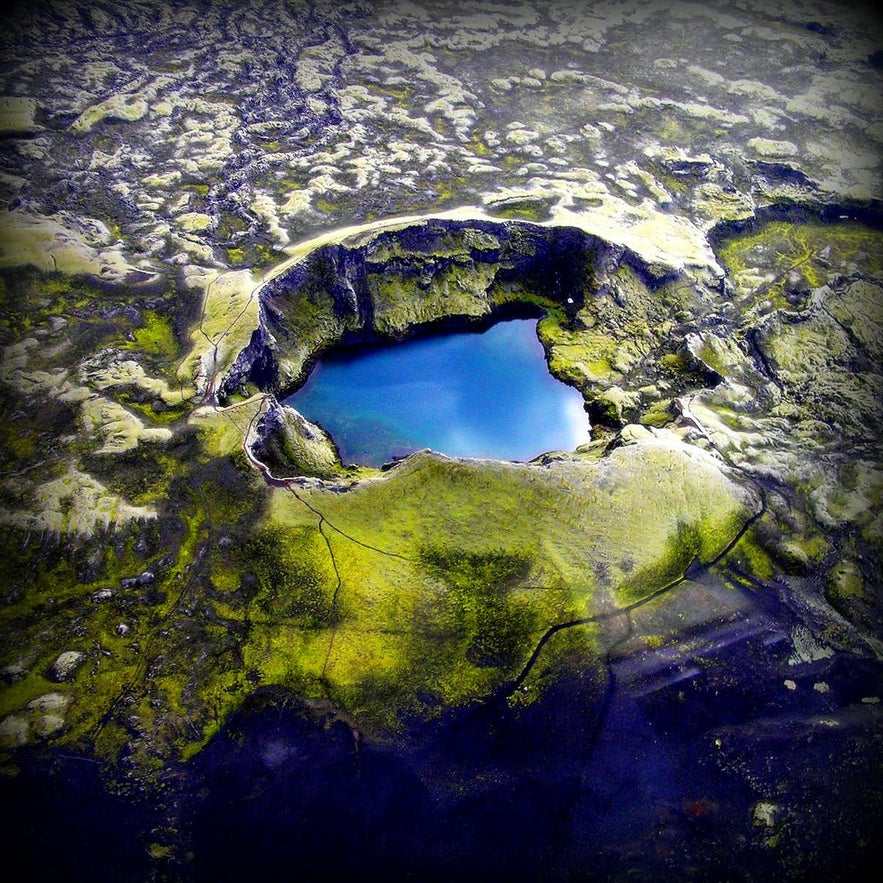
[245,435,760,734]
[247,397,342,479]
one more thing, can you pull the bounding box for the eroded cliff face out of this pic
[223,218,723,437]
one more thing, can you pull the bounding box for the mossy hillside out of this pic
[259,255,364,392]
[536,265,713,425]
[189,397,267,460]
[0,520,171,753]
[367,260,501,336]
[0,268,184,374]
[79,441,179,509]
[0,266,193,525]
[176,268,261,397]
[760,309,883,436]
[824,552,878,632]
[826,460,883,532]
[0,385,77,473]
[5,214,875,773]
[240,526,339,627]
[80,396,174,454]
[0,419,270,765]
[485,195,558,222]
[363,225,503,264]
[685,219,883,621]
[249,438,758,733]
[0,462,160,537]
[824,279,883,360]
[122,309,180,366]
[248,400,343,479]
[418,547,538,670]
[0,213,149,284]
[303,440,759,610]
[505,619,606,712]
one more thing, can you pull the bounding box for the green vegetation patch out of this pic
[420,547,537,668]
[239,526,339,627]
[123,308,181,364]
[715,219,883,310]
[244,440,757,733]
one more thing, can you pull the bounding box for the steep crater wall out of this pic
[221,218,723,440]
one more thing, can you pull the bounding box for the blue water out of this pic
[285,319,590,467]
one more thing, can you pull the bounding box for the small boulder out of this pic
[27,693,69,712]
[1,661,26,683]
[49,651,85,682]
[0,715,29,746]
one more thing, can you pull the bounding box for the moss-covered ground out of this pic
[715,218,883,316]
[0,212,879,792]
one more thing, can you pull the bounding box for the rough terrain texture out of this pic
[0,1,881,879]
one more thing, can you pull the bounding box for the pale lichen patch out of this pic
[0,212,157,284]
[0,465,156,537]
[80,396,173,453]
[0,97,40,134]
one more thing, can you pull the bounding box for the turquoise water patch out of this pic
[285,319,590,467]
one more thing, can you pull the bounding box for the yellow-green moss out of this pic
[124,309,179,362]
[716,219,883,307]
[723,524,777,583]
[228,439,758,732]
[640,399,675,428]
[825,559,871,606]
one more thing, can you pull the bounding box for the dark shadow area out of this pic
[0,751,154,882]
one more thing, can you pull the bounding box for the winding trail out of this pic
[499,481,766,701]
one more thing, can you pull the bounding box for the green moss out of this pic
[825,559,871,606]
[124,309,179,362]
[660,352,692,374]
[469,136,491,157]
[507,621,602,710]
[3,216,796,772]
[722,524,776,583]
[240,441,756,732]
[114,394,188,426]
[420,546,537,668]
[240,527,339,627]
[616,522,702,604]
[539,320,618,386]
[81,443,175,506]
[716,219,883,308]
[640,399,675,428]
[485,196,555,222]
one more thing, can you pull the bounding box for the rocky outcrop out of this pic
[49,651,85,682]
[247,396,341,479]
